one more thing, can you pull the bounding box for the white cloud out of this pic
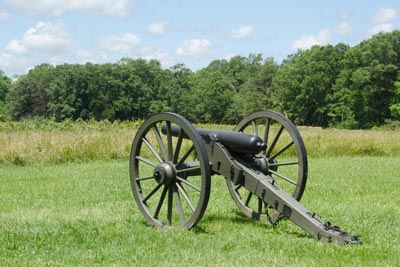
[5,39,27,54]
[5,21,75,55]
[228,25,254,40]
[368,8,397,36]
[148,22,169,35]
[0,10,9,21]
[334,22,355,35]
[4,0,130,17]
[0,52,27,72]
[176,39,212,58]
[291,8,398,51]
[74,49,95,63]
[368,23,394,35]
[291,36,318,50]
[371,8,397,24]
[291,29,333,50]
[74,49,108,64]
[98,34,140,54]
[140,46,173,66]
[223,53,236,61]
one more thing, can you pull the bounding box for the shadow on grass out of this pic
[134,209,312,241]
[197,209,312,240]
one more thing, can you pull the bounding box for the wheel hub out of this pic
[254,156,277,175]
[153,162,177,185]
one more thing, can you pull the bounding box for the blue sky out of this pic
[0,0,399,77]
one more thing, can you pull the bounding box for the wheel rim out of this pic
[226,110,308,223]
[130,113,211,229]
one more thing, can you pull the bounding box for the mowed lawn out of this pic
[1,156,399,266]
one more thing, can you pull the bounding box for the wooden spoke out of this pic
[136,156,158,168]
[226,110,308,223]
[269,141,294,160]
[142,137,164,163]
[152,125,167,161]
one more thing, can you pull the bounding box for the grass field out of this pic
[1,119,399,165]
[1,156,399,266]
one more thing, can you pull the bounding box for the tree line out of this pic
[0,30,399,128]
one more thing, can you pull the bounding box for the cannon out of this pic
[129,111,361,244]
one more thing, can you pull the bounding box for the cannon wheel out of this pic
[130,113,211,229]
[226,110,308,223]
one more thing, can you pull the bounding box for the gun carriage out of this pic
[129,110,361,244]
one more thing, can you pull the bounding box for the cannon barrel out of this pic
[161,125,266,155]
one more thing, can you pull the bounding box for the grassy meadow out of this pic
[0,119,399,165]
[1,119,399,266]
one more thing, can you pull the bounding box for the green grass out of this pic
[1,157,399,266]
[1,120,399,166]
